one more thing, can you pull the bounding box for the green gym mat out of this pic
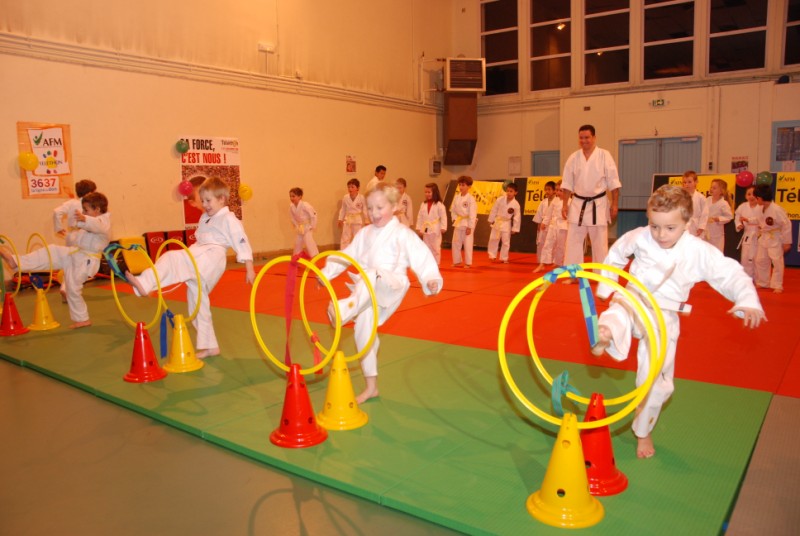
[0,286,770,535]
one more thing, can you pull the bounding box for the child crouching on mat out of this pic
[125,177,255,358]
[321,182,443,404]
[2,192,111,329]
[590,184,765,459]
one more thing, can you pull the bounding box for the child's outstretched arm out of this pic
[727,306,767,329]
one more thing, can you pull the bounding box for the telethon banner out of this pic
[524,176,560,216]
[17,121,74,199]
[178,136,242,230]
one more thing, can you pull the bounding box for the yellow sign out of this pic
[668,173,736,198]
[776,172,800,221]
[468,180,506,215]
[524,176,560,216]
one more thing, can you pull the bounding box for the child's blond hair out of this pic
[199,177,229,200]
[368,182,400,205]
[711,178,733,210]
[648,185,693,222]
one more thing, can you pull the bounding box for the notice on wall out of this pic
[17,122,74,199]
[178,136,242,229]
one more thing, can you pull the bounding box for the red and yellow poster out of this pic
[17,121,74,199]
[178,136,242,230]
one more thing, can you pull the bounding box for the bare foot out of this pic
[532,263,546,273]
[774,288,783,294]
[69,320,92,329]
[590,325,612,356]
[561,278,575,285]
[125,271,148,296]
[355,376,379,404]
[0,248,18,270]
[196,348,220,359]
[636,435,656,458]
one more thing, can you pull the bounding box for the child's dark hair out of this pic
[545,180,556,190]
[82,192,108,214]
[290,187,304,197]
[395,177,407,187]
[753,184,773,202]
[75,180,97,198]
[425,182,442,204]
[347,178,360,188]
[457,175,473,186]
[375,165,386,173]
[505,182,518,193]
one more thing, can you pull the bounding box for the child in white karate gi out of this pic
[681,170,708,238]
[704,179,734,251]
[52,179,97,301]
[394,178,414,227]
[487,182,521,263]
[753,184,793,293]
[591,185,765,459]
[450,175,477,268]
[3,192,111,329]
[321,182,443,403]
[126,177,255,358]
[338,178,367,249]
[734,186,761,277]
[532,181,557,271]
[289,187,319,258]
[416,183,447,265]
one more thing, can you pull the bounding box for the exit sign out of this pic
[651,98,666,107]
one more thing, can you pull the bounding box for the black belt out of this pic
[573,191,606,225]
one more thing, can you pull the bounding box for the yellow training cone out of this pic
[28,288,60,331]
[316,351,368,431]
[163,314,204,373]
[526,413,604,528]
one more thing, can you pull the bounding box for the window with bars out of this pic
[529,0,571,91]
[644,0,695,80]
[482,0,519,95]
[709,0,768,74]
[584,0,630,86]
[786,0,800,65]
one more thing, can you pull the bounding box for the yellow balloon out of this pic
[18,151,38,171]
[239,184,253,201]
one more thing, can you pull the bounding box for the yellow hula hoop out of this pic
[110,246,163,330]
[498,262,667,430]
[525,263,667,407]
[0,234,23,298]
[26,233,54,293]
[299,250,378,363]
[250,255,342,375]
[154,239,202,323]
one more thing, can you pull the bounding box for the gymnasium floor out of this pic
[1,251,798,535]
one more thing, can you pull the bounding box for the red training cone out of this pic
[270,363,328,448]
[123,322,168,383]
[581,393,628,496]
[0,295,30,336]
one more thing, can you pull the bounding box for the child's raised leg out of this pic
[0,248,18,270]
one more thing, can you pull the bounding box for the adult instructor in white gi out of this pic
[561,124,621,266]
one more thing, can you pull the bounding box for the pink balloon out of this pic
[735,171,754,188]
[178,180,194,197]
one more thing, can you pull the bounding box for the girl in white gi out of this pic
[450,175,477,268]
[394,178,414,227]
[681,170,708,238]
[3,192,111,329]
[704,179,734,251]
[753,184,793,293]
[126,178,255,358]
[289,187,319,257]
[321,182,443,404]
[487,182,521,263]
[338,178,367,249]
[416,183,447,265]
[734,186,761,277]
[534,182,569,272]
[532,181,557,271]
[591,185,765,459]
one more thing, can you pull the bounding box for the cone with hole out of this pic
[124,322,168,383]
[0,294,30,336]
[28,288,60,331]
[526,412,604,528]
[581,392,628,496]
[270,363,328,448]
[163,314,204,373]
[316,351,368,430]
